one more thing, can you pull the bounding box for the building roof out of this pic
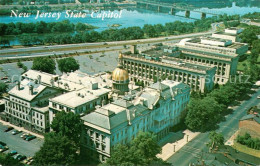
[50,87,110,108]
[9,79,47,101]
[179,37,247,51]
[240,114,260,124]
[122,53,215,74]
[214,31,238,37]
[22,70,113,92]
[112,99,133,108]
[81,106,128,131]
[112,67,129,82]
[82,80,190,133]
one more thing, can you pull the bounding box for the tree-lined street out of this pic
[167,88,260,165]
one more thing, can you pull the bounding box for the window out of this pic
[96,143,100,149]
[96,133,99,139]
[102,145,105,151]
[102,135,105,142]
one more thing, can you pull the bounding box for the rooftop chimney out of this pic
[37,75,41,84]
[16,81,21,90]
[130,45,137,54]
[29,85,34,95]
[102,100,106,106]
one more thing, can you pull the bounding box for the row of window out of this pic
[10,98,28,106]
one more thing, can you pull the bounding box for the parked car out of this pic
[4,126,14,132]
[1,77,8,80]
[26,135,36,141]
[17,155,26,161]
[23,157,33,164]
[257,95,260,99]
[13,154,21,160]
[20,133,28,138]
[12,130,22,135]
[0,141,6,146]
[21,133,31,139]
[0,145,9,152]
[8,150,17,156]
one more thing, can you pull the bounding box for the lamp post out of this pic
[173,144,176,152]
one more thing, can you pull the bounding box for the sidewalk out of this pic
[0,119,44,139]
[225,130,239,146]
[156,130,200,161]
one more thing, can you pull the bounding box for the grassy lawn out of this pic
[232,142,260,158]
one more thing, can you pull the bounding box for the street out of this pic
[0,123,43,157]
[167,88,260,166]
[0,31,211,59]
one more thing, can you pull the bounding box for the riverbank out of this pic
[0,13,241,47]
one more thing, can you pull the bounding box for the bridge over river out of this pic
[136,0,222,19]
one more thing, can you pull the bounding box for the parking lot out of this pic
[0,122,43,158]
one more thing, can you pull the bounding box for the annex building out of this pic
[122,46,216,93]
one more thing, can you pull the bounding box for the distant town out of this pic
[0,0,260,165]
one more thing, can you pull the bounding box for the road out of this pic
[0,123,43,157]
[167,88,260,166]
[0,31,211,59]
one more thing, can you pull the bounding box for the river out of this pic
[0,1,259,46]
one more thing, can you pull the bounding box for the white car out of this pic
[257,95,260,99]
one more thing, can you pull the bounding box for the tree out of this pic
[208,131,224,149]
[106,144,138,165]
[239,26,259,45]
[106,132,164,165]
[131,132,161,164]
[0,153,22,166]
[34,132,78,165]
[31,57,56,74]
[17,61,24,68]
[0,82,8,96]
[58,57,80,73]
[75,22,87,31]
[19,34,32,46]
[185,97,222,131]
[51,111,83,146]
[143,24,156,37]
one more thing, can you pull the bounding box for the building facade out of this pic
[122,48,216,93]
[81,80,190,162]
[4,79,62,133]
[4,69,112,133]
[179,37,248,56]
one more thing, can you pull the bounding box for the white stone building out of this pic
[178,37,248,56]
[212,27,244,42]
[81,80,190,162]
[4,69,112,133]
[4,78,62,133]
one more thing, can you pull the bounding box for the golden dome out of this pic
[112,67,129,82]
